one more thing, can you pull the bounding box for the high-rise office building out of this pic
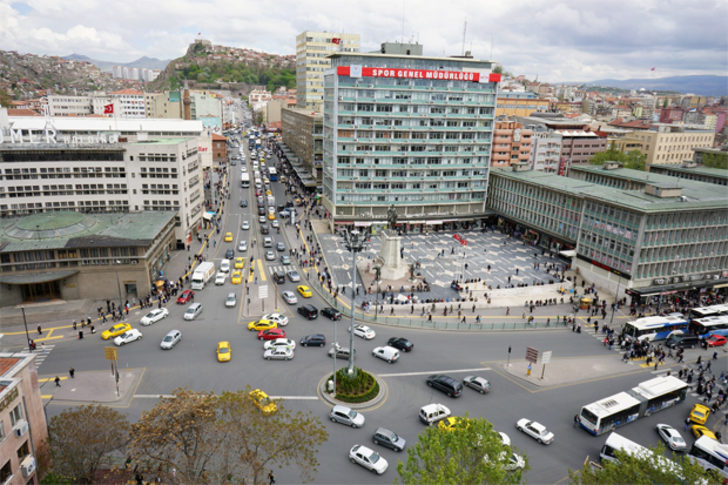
[296,31,360,111]
[322,51,501,231]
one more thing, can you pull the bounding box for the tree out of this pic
[568,442,720,484]
[128,387,328,484]
[47,405,130,484]
[701,151,728,169]
[589,147,646,171]
[623,150,646,170]
[396,416,527,485]
[0,88,13,108]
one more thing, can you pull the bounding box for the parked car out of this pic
[297,304,318,320]
[328,343,355,359]
[248,319,276,331]
[225,292,237,308]
[258,328,286,341]
[282,290,298,304]
[372,346,400,363]
[263,338,296,351]
[176,290,194,304]
[262,313,289,327]
[353,325,376,340]
[114,328,143,346]
[426,375,463,398]
[656,423,688,452]
[515,418,554,444]
[330,404,365,428]
[463,375,491,394]
[300,334,326,347]
[321,307,342,320]
[160,329,181,350]
[263,347,294,360]
[140,308,168,326]
[387,337,413,352]
[419,403,451,425]
[183,303,203,320]
[372,427,406,452]
[349,444,388,475]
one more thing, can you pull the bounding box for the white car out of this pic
[263,338,296,351]
[656,423,688,452]
[113,328,143,346]
[225,292,237,308]
[271,220,280,229]
[515,418,554,445]
[262,313,289,327]
[140,308,168,326]
[215,272,227,285]
[263,347,294,360]
[238,240,248,252]
[265,250,275,261]
[353,325,376,340]
[349,444,388,475]
[287,270,301,282]
[241,221,250,230]
[282,291,298,304]
[160,329,181,350]
[372,346,400,363]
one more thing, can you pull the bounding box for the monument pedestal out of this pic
[376,230,407,281]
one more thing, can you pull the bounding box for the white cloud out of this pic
[0,0,725,81]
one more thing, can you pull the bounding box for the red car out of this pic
[257,328,286,341]
[706,335,727,347]
[177,290,195,304]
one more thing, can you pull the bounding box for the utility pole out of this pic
[20,306,31,352]
[342,229,367,376]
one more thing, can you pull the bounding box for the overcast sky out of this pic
[1,0,726,82]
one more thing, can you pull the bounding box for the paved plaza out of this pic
[318,229,568,303]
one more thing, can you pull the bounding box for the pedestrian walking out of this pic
[268,470,275,484]
[69,367,75,378]
[37,325,42,335]
[54,376,61,387]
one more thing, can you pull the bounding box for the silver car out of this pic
[287,270,301,282]
[160,329,182,350]
[241,221,250,230]
[463,375,491,394]
[225,292,237,308]
[656,423,688,451]
[265,250,275,261]
[238,240,248,252]
[282,291,297,304]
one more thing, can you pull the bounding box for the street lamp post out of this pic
[342,229,367,376]
[114,260,124,310]
[20,306,31,351]
[609,276,622,326]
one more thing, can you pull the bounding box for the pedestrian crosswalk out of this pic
[31,344,55,368]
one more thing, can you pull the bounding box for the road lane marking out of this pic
[270,395,318,400]
[257,259,266,282]
[379,367,491,377]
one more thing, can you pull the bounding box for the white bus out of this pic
[268,167,278,181]
[690,304,728,319]
[689,436,728,480]
[621,313,689,342]
[690,314,728,338]
[599,432,650,463]
[578,376,688,436]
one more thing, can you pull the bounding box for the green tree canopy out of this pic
[47,405,130,484]
[701,151,728,169]
[128,387,328,484]
[589,147,646,170]
[396,416,527,485]
[569,442,721,485]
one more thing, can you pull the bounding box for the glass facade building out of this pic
[322,52,499,230]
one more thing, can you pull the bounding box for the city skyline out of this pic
[1,0,726,83]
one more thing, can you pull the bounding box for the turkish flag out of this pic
[104,103,114,114]
[331,38,341,44]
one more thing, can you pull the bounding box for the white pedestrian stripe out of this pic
[32,344,55,368]
[380,367,491,378]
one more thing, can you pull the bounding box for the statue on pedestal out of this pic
[386,205,398,232]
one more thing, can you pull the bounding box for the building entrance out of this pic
[21,281,61,302]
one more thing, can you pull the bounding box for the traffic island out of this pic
[318,367,387,409]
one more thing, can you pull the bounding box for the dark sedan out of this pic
[387,337,414,352]
[321,307,342,321]
[300,334,326,347]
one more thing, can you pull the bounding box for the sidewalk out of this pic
[40,368,144,405]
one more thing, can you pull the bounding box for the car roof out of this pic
[530,422,547,432]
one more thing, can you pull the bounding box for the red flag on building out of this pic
[650,67,656,71]
[331,38,341,44]
[104,103,114,114]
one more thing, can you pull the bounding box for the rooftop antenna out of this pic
[461,20,467,56]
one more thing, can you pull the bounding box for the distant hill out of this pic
[577,75,727,96]
[150,40,295,93]
[64,53,170,72]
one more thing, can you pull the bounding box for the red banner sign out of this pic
[337,66,500,83]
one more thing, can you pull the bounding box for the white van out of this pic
[220,259,231,273]
[418,403,451,425]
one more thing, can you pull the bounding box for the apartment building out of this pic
[281,107,323,180]
[92,89,146,119]
[212,133,227,165]
[296,31,360,111]
[322,51,500,231]
[145,91,182,119]
[495,93,549,117]
[45,95,93,116]
[530,127,562,172]
[491,120,532,168]
[629,124,715,166]
[0,353,48,485]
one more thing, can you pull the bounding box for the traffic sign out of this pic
[259,285,268,299]
[525,346,539,363]
[540,350,552,364]
[104,347,118,361]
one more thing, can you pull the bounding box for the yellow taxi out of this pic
[249,389,277,414]
[297,285,312,298]
[248,319,277,331]
[689,403,711,425]
[231,271,243,284]
[216,341,231,362]
[267,212,275,221]
[691,424,717,440]
[265,189,273,196]
[234,257,245,269]
[438,416,468,432]
[101,322,131,340]
[224,232,233,242]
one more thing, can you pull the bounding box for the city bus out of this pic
[690,304,728,319]
[600,433,686,478]
[689,435,728,480]
[690,315,728,338]
[621,313,689,342]
[240,172,250,188]
[578,375,688,436]
[268,167,278,181]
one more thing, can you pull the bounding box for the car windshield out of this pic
[163,336,172,342]
[347,409,357,418]
[368,452,380,464]
[145,312,156,318]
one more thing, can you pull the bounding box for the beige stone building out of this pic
[281,107,323,180]
[0,353,48,485]
[628,124,715,166]
[295,31,360,111]
[491,120,533,168]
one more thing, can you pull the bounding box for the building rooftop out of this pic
[128,137,195,146]
[492,167,728,212]
[328,51,494,64]
[0,211,177,253]
[6,116,205,134]
[653,164,728,180]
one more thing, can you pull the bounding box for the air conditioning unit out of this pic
[21,456,36,477]
[14,419,28,437]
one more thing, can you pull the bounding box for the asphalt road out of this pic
[38,138,725,484]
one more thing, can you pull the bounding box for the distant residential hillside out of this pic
[579,75,727,96]
[64,53,170,72]
[150,40,296,93]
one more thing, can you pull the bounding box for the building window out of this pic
[0,461,11,483]
[10,404,22,426]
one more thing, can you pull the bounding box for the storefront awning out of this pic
[0,269,79,285]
